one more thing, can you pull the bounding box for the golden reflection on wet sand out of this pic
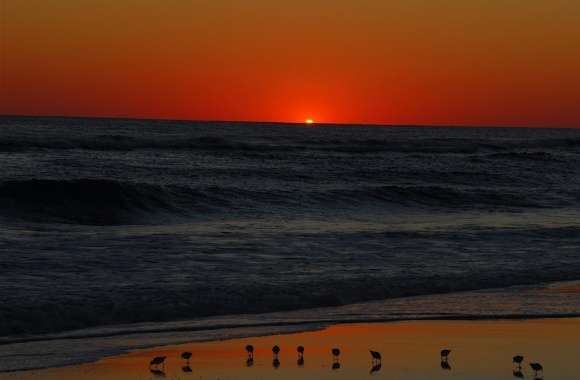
[2,318,580,380]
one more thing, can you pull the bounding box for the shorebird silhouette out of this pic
[149,356,166,369]
[181,352,192,363]
[297,345,305,357]
[530,362,543,377]
[332,348,341,362]
[370,350,382,364]
[246,344,254,359]
[440,349,451,361]
[513,355,524,368]
[272,345,280,359]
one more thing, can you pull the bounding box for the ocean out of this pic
[2,116,580,370]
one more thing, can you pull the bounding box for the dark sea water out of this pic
[2,116,580,362]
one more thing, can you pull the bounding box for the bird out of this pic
[297,345,305,357]
[272,345,280,358]
[246,344,254,359]
[370,350,382,363]
[440,349,451,361]
[149,356,166,369]
[297,346,305,366]
[513,355,524,368]
[332,348,341,361]
[181,352,192,363]
[530,362,543,376]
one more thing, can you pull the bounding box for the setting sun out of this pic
[305,119,314,125]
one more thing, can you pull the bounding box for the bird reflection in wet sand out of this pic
[332,362,341,370]
[273,358,280,369]
[441,360,452,370]
[370,362,382,374]
[182,365,192,373]
[150,368,166,377]
[246,357,254,367]
[513,369,524,378]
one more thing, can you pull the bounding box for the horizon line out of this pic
[0,113,577,130]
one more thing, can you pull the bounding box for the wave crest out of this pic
[0,179,547,225]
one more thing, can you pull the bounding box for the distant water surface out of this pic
[2,116,580,338]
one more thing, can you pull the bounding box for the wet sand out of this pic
[2,318,579,380]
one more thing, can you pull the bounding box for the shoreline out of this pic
[5,311,580,347]
[2,279,580,373]
[2,317,579,379]
[1,314,580,374]
[4,278,580,345]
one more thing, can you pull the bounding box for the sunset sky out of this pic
[1,1,579,127]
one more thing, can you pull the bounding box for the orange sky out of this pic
[1,0,579,127]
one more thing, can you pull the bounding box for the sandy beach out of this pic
[2,318,578,380]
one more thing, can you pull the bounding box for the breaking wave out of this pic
[0,179,555,225]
